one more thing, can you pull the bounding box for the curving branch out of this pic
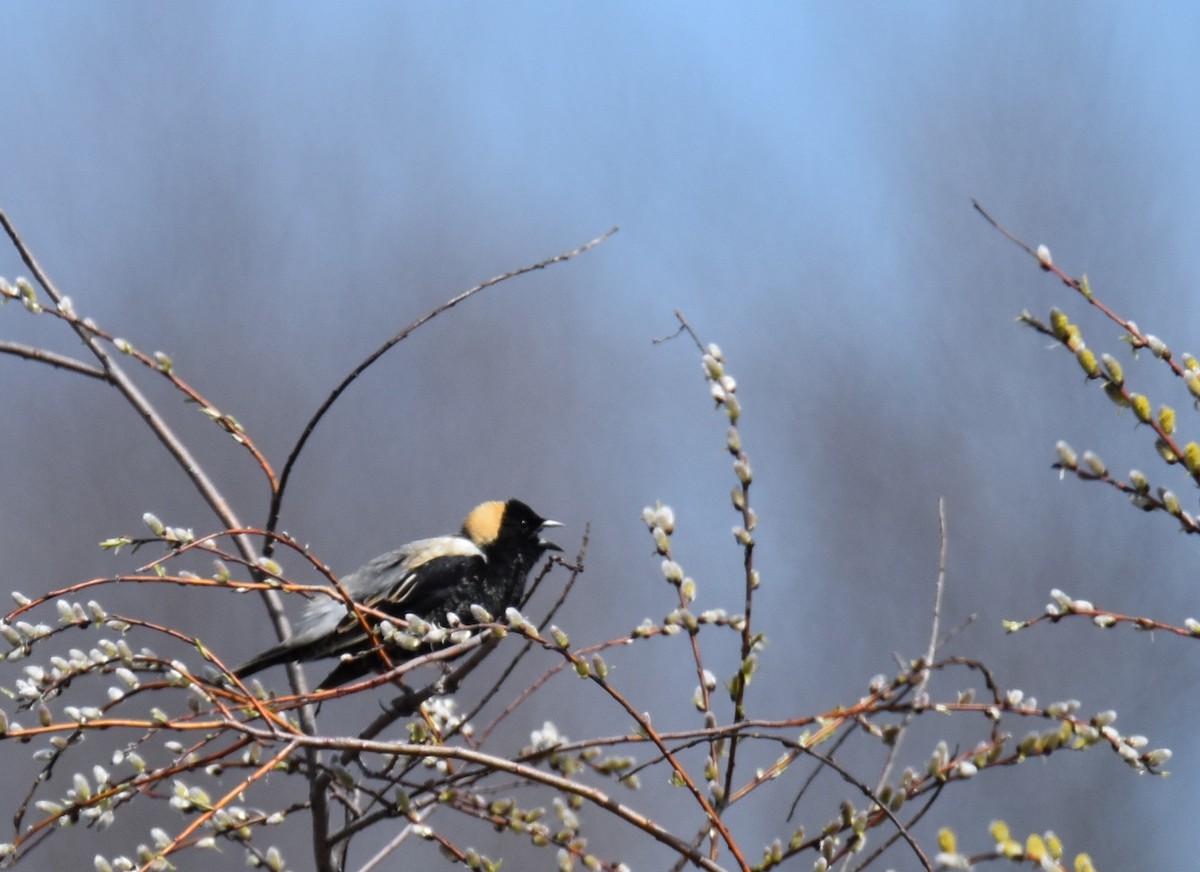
[0,341,110,380]
[262,226,619,547]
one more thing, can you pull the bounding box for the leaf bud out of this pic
[1079,273,1093,299]
[1146,335,1169,358]
[1159,405,1176,435]
[1155,439,1178,463]
[1100,353,1123,386]
[652,527,670,555]
[1081,451,1106,477]
[657,505,676,533]
[1159,489,1181,515]
[1075,347,1099,377]
[1183,443,1200,475]
[1049,308,1070,341]
[1104,382,1130,407]
[1144,748,1172,767]
[1131,394,1152,423]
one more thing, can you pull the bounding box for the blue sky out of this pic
[2,4,1200,869]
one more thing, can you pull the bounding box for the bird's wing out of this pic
[322,550,485,660]
[232,537,484,678]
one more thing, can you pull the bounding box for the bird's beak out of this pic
[539,519,564,552]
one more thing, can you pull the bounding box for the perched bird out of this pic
[234,499,562,690]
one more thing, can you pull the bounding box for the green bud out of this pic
[1185,443,1200,475]
[1131,394,1152,423]
[681,578,696,602]
[591,655,609,679]
[550,626,570,649]
[1159,405,1176,435]
[1161,489,1182,515]
[1100,353,1123,386]
[1076,347,1099,378]
[1156,439,1178,464]
[1049,308,1070,341]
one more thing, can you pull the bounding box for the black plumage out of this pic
[233,499,561,689]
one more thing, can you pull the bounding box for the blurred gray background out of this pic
[2,3,1198,869]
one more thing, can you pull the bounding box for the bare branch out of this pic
[264,226,619,546]
[0,341,110,380]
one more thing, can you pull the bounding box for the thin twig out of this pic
[670,308,706,353]
[263,226,619,546]
[0,341,110,380]
[873,499,949,795]
[471,529,589,742]
[0,207,297,654]
[0,206,328,862]
[355,809,431,872]
[799,745,934,872]
[147,739,301,871]
[972,199,1038,260]
[247,729,732,872]
[0,209,275,601]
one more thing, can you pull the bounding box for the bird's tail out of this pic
[231,644,294,680]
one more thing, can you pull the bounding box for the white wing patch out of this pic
[404,535,485,565]
[388,536,484,604]
[284,535,485,645]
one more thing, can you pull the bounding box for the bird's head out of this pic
[462,499,563,554]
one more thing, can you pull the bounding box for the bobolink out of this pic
[234,499,562,690]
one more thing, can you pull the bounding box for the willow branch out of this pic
[263,226,619,545]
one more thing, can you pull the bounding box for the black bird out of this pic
[233,499,562,690]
